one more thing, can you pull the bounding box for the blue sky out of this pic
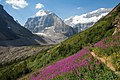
[0,0,119,25]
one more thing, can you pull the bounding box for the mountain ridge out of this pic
[24,10,75,43]
[64,8,112,33]
[0,4,48,46]
[32,10,53,17]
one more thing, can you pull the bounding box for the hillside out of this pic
[19,34,120,80]
[0,3,120,80]
[91,33,120,72]
[0,4,49,46]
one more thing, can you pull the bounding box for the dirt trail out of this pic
[91,52,116,71]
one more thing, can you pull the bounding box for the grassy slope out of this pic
[52,33,120,80]
[0,3,120,80]
[92,33,120,72]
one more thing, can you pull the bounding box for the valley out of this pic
[0,1,120,80]
[0,45,52,65]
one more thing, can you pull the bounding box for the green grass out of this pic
[91,34,120,71]
[52,56,119,80]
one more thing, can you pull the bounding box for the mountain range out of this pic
[24,8,112,41]
[0,4,57,46]
[65,8,112,33]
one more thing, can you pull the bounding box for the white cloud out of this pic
[35,3,44,9]
[6,0,28,9]
[77,7,83,10]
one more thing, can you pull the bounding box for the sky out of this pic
[0,0,119,25]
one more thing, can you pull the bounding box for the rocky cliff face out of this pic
[112,14,120,35]
[24,10,75,38]
[0,4,33,40]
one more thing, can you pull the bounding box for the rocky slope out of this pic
[65,8,112,33]
[24,10,75,43]
[112,13,120,35]
[0,4,48,46]
[0,45,52,64]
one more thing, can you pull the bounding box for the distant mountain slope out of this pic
[0,4,32,40]
[24,10,75,37]
[0,4,47,46]
[65,8,112,33]
[24,10,75,43]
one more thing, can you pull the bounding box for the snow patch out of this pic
[65,8,112,27]
[31,10,53,18]
[34,33,47,36]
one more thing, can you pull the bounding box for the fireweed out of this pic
[31,48,93,80]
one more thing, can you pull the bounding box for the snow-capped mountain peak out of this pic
[24,10,75,43]
[64,8,112,33]
[65,8,112,25]
[32,10,53,17]
[89,8,111,14]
